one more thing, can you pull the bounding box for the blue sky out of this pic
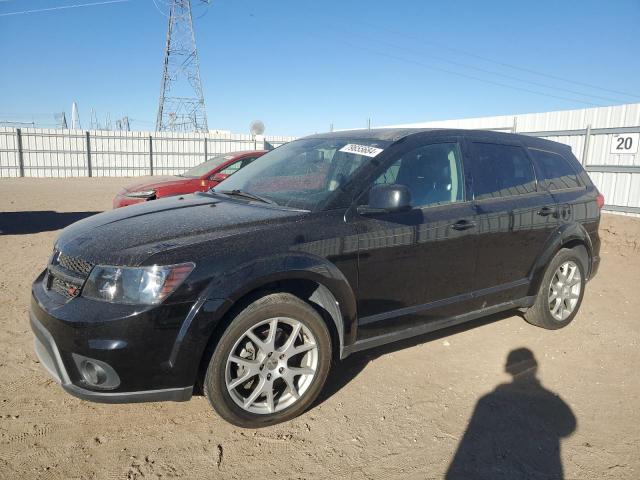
[1,0,639,136]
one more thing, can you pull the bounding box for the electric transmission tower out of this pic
[71,101,81,130]
[156,0,209,132]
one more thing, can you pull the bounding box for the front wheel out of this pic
[525,247,587,330]
[203,293,332,427]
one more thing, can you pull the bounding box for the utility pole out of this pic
[156,0,208,132]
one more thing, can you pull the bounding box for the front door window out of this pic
[371,142,465,208]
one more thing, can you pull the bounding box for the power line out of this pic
[340,17,640,101]
[151,0,168,17]
[0,113,58,117]
[284,3,639,101]
[0,0,130,17]
[307,31,601,107]
[329,26,628,105]
[128,118,156,125]
[242,6,621,107]
[427,38,640,100]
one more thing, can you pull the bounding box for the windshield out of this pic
[215,137,391,210]
[182,155,234,178]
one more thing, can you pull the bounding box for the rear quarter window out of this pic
[529,148,581,190]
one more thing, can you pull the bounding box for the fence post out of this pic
[149,135,154,176]
[16,128,24,177]
[203,135,208,161]
[581,124,592,165]
[85,131,92,177]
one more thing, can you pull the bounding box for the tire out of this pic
[203,293,332,428]
[524,247,587,330]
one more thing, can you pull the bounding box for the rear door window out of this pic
[529,148,581,190]
[470,142,536,200]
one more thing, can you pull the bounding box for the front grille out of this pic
[50,276,82,299]
[45,249,94,300]
[57,251,94,276]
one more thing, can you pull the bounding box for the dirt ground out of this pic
[1,177,639,479]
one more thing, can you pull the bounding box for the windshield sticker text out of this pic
[339,144,384,158]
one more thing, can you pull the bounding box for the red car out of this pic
[113,150,266,208]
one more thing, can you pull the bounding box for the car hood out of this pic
[120,176,195,193]
[56,193,306,266]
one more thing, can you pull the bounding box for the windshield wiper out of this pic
[214,189,277,205]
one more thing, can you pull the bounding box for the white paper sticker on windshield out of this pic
[339,144,384,158]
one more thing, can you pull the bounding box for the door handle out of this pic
[450,219,476,231]
[537,206,557,217]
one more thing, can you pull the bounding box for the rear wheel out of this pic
[204,293,331,427]
[525,247,587,329]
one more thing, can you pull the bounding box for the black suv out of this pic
[30,129,602,427]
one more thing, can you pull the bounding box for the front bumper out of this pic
[29,271,204,403]
[30,312,192,403]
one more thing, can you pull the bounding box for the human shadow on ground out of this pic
[0,211,100,235]
[445,347,576,480]
[316,318,576,479]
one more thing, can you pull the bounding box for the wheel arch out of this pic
[527,222,594,296]
[172,253,358,391]
[215,277,348,359]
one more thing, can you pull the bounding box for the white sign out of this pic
[609,133,639,155]
[339,143,384,158]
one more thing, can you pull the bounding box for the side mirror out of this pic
[358,184,412,214]
[211,172,228,182]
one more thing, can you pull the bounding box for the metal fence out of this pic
[0,128,295,178]
[519,125,640,215]
[1,123,639,215]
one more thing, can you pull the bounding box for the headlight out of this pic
[126,190,156,198]
[82,263,194,305]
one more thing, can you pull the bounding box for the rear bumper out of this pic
[30,312,192,403]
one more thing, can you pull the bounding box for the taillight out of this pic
[596,192,605,209]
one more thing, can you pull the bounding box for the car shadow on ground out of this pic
[0,211,101,235]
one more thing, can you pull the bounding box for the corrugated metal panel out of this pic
[384,103,640,131]
[0,128,20,177]
[381,104,640,216]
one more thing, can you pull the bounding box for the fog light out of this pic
[81,360,107,386]
[72,353,121,390]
